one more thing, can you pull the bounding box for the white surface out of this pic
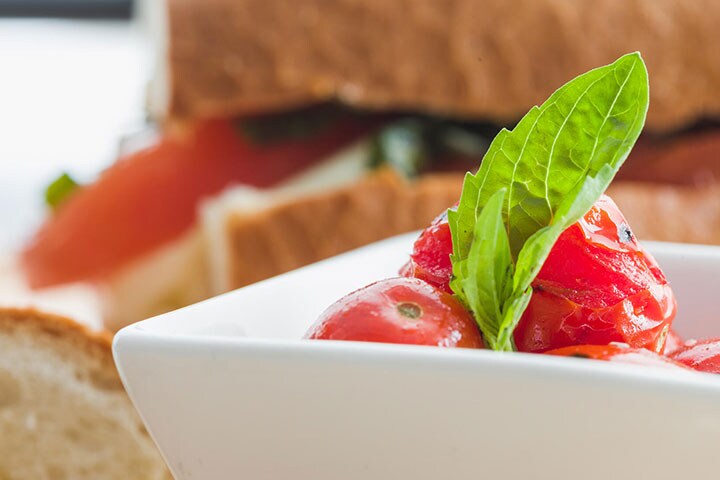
[0,19,147,326]
[114,233,720,480]
[0,19,147,251]
[0,254,101,328]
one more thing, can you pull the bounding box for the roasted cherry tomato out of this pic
[663,329,685,355]
[514,195,676,353]
[305,277,483,348]
[22,118,370,288]
[669,338,720,374]
[546,344,689,370]
[400,210,454,293]
[402,195,676,353]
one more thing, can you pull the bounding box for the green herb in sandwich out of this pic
[448,52,650,351]
[369,118,497,177]
[45,172,80,210]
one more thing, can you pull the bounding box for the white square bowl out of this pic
[113,233,720,480]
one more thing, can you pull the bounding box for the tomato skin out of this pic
[22,118,369,287]
[400,210,453,293]
[669,338,720,374]
[515,284,675,353]
[546,344,690,370]
[514,195,676,353]
[402,195,676,353]
[305,277,484,348]
[663,329,685,355]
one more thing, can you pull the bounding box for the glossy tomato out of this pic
[546,344,689,370]
[514,195,676,353]
[669,338,720,374]
[402,195,676,353]
[399,210,454,293]
[305,277,483,348]
[22,118,370,287]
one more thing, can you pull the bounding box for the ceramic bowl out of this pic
[114,233,720,479]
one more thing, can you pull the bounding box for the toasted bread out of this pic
[158,0,720,132]
[209,169,463,291]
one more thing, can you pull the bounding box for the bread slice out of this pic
[0,308,169,479]
[206,169,463,292]
[100,227,210,333]
[155,0,720,132]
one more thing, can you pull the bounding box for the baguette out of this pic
[0,308,169,479]
[160,0,720,132]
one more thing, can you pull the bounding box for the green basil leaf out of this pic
[512,164,616,292]
[450,189,514,350]
[496,288,532,352]
[449,52,649,350]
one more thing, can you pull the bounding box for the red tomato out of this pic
[663,329,685,355]
[399,210,454,293]
[514,195,676,354]
[402,194,676,353]
[305,277,484,348]
[669,338,720,374]
[22,118,370,287]
[546,344,689,370]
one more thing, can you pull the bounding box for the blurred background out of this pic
[0,0,145,323]
[1,0,141,251]
[2,1,720,329]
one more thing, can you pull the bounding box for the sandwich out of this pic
[21,0,720,331]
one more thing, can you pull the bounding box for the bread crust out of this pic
[164,0,720,132]
[0,307,172,478]
[221,170,463,290]
[0,307,115,372]
[220,173,720,289]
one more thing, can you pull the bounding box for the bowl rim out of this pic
[114,326,720,398]
[114,236,720,395]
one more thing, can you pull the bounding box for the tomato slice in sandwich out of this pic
[22,118,370,288]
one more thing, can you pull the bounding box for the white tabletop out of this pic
[0,18,148,326]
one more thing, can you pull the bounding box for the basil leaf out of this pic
[495,170,615,348]
[452,52,649,260]
[512,165,616,292]
[449,52,649,350]
[495,289,532,352]
[450,189,514,350]
[45,172,80,210]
